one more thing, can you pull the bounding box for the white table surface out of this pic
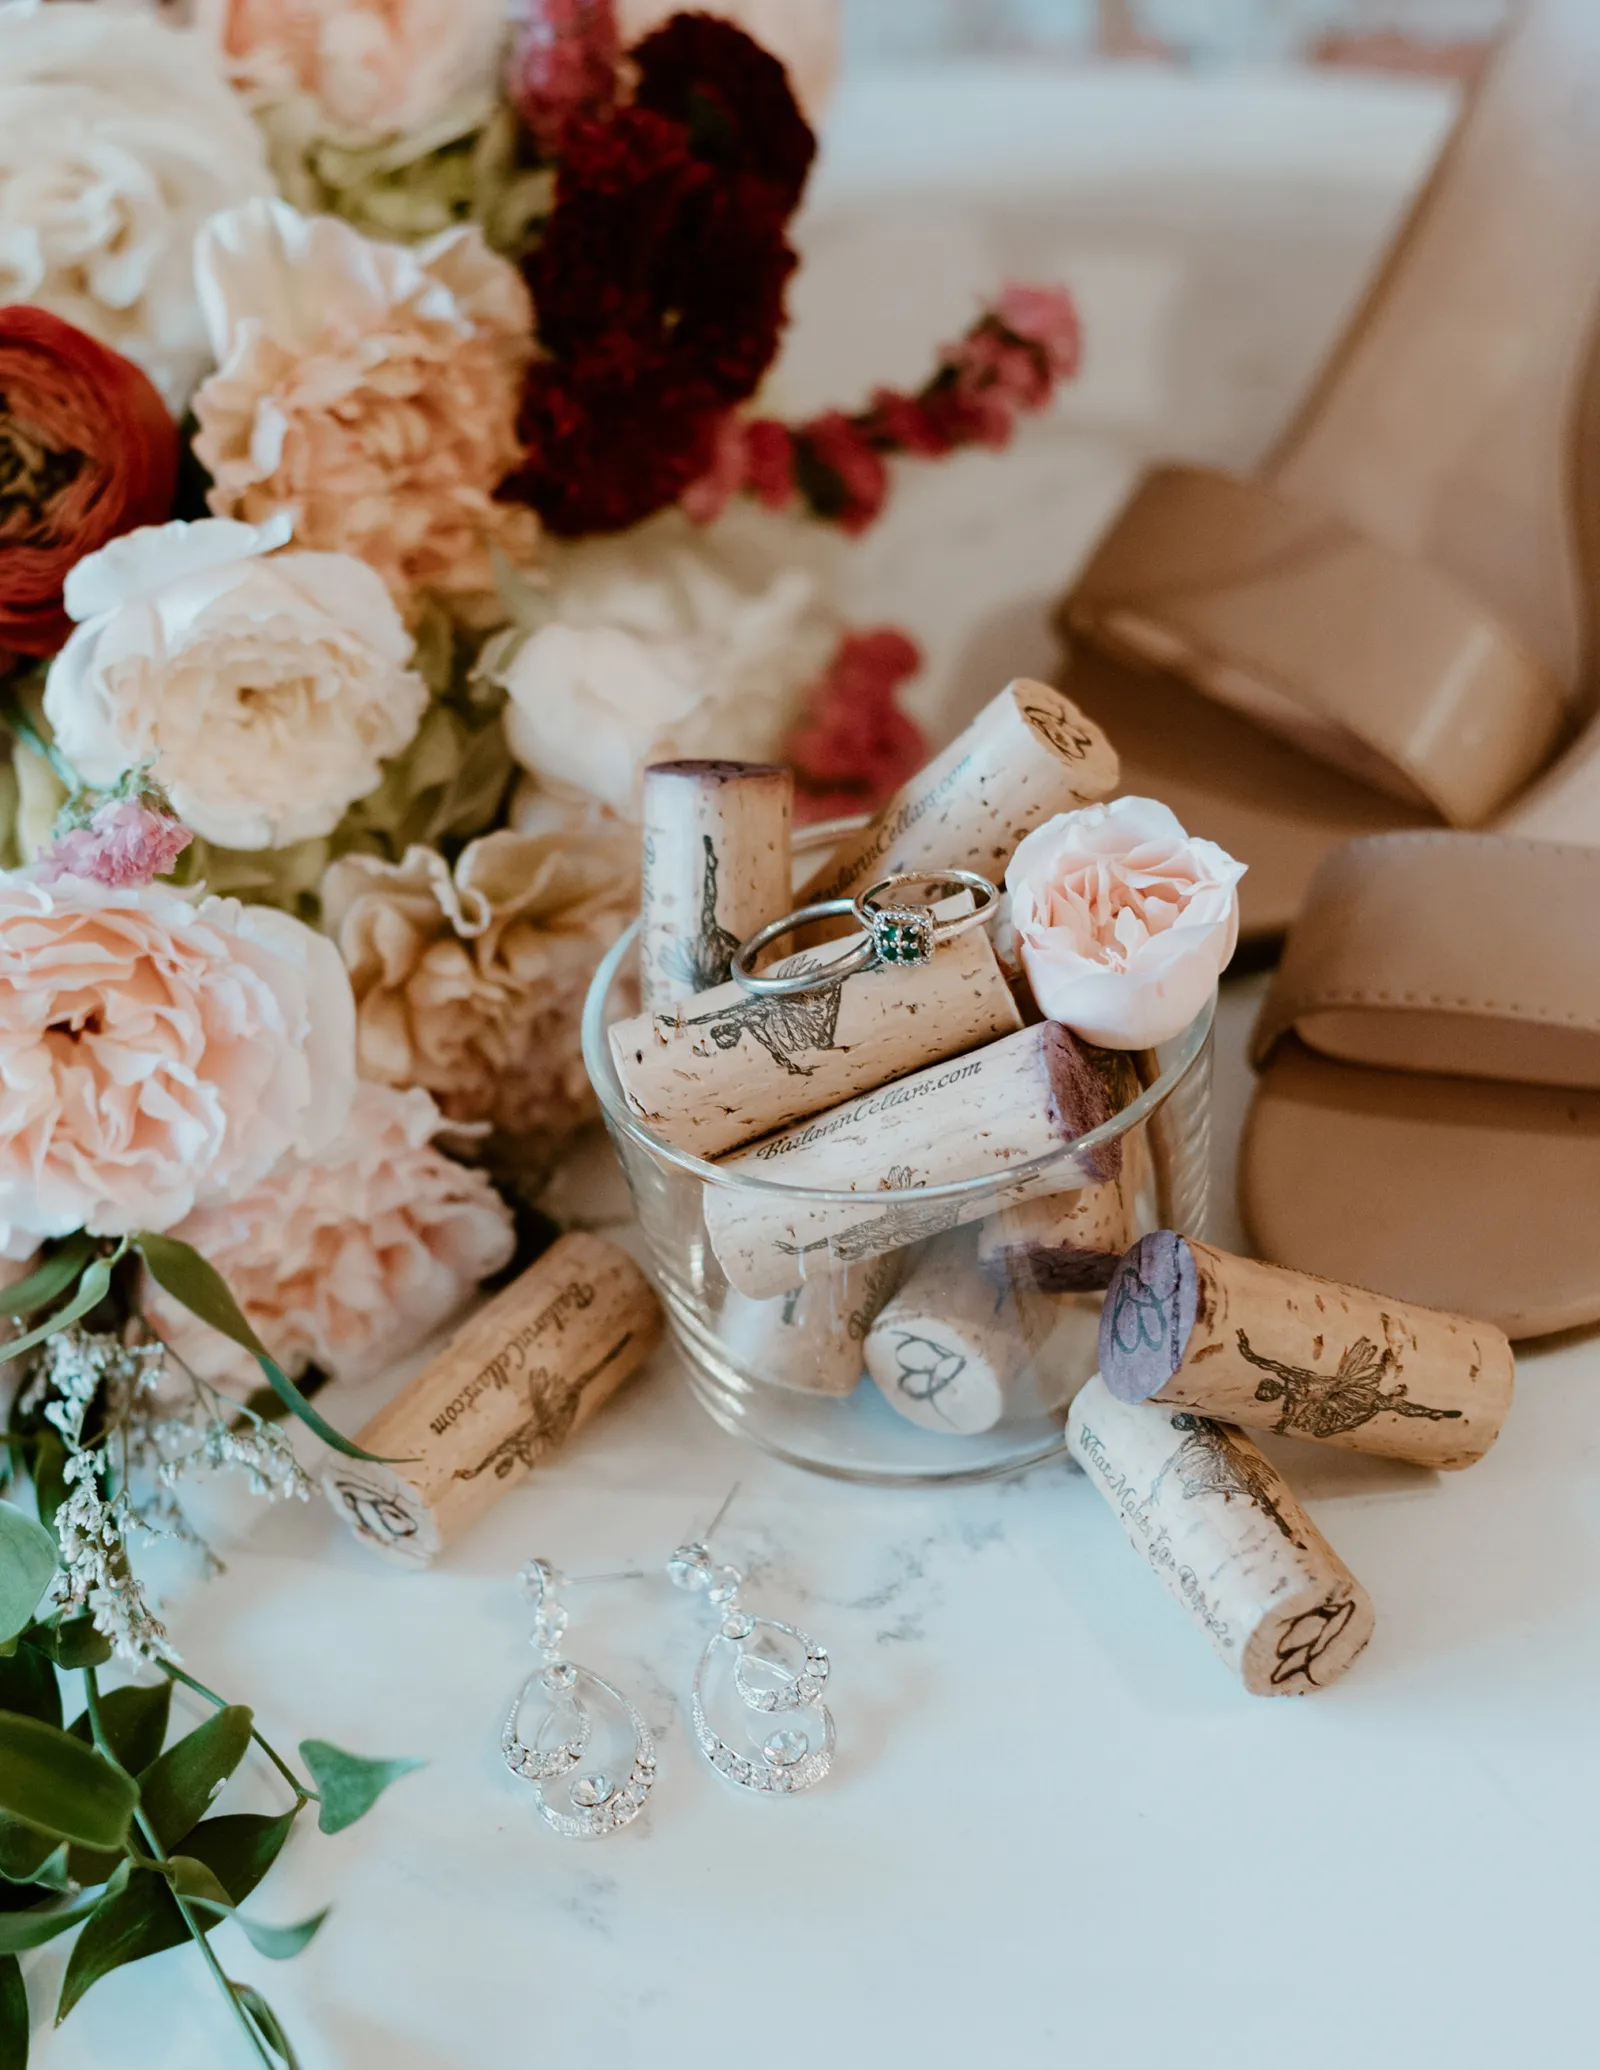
[33,62,1600,2070]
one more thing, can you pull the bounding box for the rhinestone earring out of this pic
[501,1558,656,1840]
[667,1487,835,1795]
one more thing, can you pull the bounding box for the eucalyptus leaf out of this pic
[188,1894,329,1962]
[0,1643,60,1728]
[233,1982,303,2069]
[0,1507,55,1648]
[0,1237,93,1320]
[0,1864,128,1952]
[298,1741,424,1836]
[134,1236,387,1462]
[55,1810,294,2022]
[67,1681,171,1777]
[0,1255,114,1366]
[0,1713,137,1850]
[44,1620,112,1672]
[27,1439,68,1545]
[0,1953,27,2070]
[138,1706,253,1850]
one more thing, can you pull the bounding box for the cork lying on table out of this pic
[323,1232,662,1566]
[1067,1375,1376,1697]
[702,1020,1118,1300]
[639,759,792,1015]
[795,677,1120,908]
[609,906,1021,1160]
[1097,1232,1514,1469]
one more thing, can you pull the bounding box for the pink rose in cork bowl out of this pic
[1005,796,1245,1049]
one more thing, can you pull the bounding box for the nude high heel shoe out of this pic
[1056,0,1600,943]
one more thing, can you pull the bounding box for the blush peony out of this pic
[43,516,429,851]
[200,0,510,141]
[1006,796,1245,1049]
[147,1081,514,1388]
[0,870,355,1255]
[0,1,274,410]
[192,200,537,622]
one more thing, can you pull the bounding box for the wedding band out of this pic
[731,868,999,996]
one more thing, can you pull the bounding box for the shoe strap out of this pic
[1064,465,1567,826]
[1251,830,1600,1087]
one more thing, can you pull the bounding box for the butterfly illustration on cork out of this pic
[1152,1413,1299,1544]
[1235,1331,1462,1441]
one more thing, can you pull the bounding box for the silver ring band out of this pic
[731,869,999,996]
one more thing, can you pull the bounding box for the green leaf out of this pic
[0,1644,60,1728]
[45,1619,111,1672]
[0,1713,138,1850]
[55,1810,294,2022]
[232,1983,303,2069]
[67,1680,170,1777]
[0,1953,27,2070]
[0,1820,61,1888]
[0,1507,55,1648]
[27,1440,68,1545]
[0,1254,115,1366]
[0,1864,128,1952]
[0,1237,93,1320]
[135,1235,386,1462]
[298,1741,423,1836]
[0,1837,70,1897]
[165,1854,233,1908]
[138,1706,252,1851]
[184,1876,329,1962]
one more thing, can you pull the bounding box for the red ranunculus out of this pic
[0,307,179,657]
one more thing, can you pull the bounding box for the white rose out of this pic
[0,0,275,411]
[1005,796,1246,1049]
[44,515,429,851]
[497,517,836,816]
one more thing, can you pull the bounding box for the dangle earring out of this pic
[667,1487,835,1795]
[501,1558,656,1840]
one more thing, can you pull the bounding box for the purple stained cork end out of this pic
[1038,1023,1123,1182]
[1098,1231,1199,1402]
[644,759,788,783]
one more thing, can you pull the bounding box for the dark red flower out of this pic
[0,307,178,656]
[631,10,816,213]
[791,410,889,534]
[503,359,726,534]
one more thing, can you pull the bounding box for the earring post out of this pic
[700,1481,742,1545]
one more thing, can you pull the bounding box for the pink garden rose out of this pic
[1005,796,1245,1049]
[0,871,355,1254]
[40,802,192,890]
[192,201,537,623]
[148,1081,515,1387]
[201,0,510,139]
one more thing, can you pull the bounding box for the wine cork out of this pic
[796,678,1118,907]
[719,1249,911,1396]
[1067,1376,1375,1696]
[864,1230,1057,1434]
[978,1068,1145,1293]
[322,1233,662,1566]
[1098,1233,1514,1469]
[610,914,1022,1160]
[704,1022,1118,1300]
[640,759,792,1014]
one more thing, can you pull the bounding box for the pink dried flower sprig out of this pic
[39,797,193,889]
[784,628,928,824]
[683,282,1081,532]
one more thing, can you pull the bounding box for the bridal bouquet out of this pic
[0,0,1079,2053]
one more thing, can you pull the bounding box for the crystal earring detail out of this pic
[501,1558,656,1840]
[668,1487,835,1794]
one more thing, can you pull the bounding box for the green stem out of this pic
[0,701,78,792]
[83,1668,274,2070]
[157,1663,316,1808]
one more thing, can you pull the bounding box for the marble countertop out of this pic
[31,62,1598,2070]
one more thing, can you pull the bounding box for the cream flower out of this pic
[0,870,355,1254]
[44,516,429,851]
[0,1,274,410]
[192,200,537,621]
[148,1080,514,1388]
[199,0,509,140]
[321,812,636,1178]
[495,517,836,816]
[1006,796,1245,1049]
